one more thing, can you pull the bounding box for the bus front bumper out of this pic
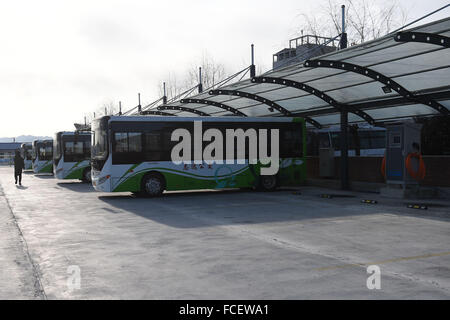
[92,173,112,192]
[54,168,65,179]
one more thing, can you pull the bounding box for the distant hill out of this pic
[0,135,52,143]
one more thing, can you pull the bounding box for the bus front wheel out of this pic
[258,175,277,192]
[141,173,165,197]
[82,168,92,183]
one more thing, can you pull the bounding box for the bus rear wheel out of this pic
[259,175,277,191]
[141,173,165,197]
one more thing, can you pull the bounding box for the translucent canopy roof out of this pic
[153,17,450,128]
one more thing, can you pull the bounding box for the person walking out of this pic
[14,149,24,185]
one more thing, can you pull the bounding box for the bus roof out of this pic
[308,124,386,133]
[98,115,303,123]
[33,139,53,144]
[56,131,91,136]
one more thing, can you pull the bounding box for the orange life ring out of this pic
[405,152,426,180]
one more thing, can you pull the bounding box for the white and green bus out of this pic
[21,143,33,170]
[53,131,92,182]
[32,139,53,174]
[92,116,306,196]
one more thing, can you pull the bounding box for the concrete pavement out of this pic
[0,166,449,299]
[0,183,44,299]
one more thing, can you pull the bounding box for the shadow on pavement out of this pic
[97,188,247,200]
[56,181,94,193]
[97,188,381,229]
[34,174,54,179]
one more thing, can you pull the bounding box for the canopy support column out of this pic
[340,109,349,190]
[250,44,256,78]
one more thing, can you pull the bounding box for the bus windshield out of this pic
[21,144,32,160]
[25,147,32,160]
[38,142,53,160]
[64,135,91,162]
[92,118,108,160]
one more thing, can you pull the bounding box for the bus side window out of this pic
[329,132,356,151]
[144,132,163,161]
[280,124,302,158]
[128,132,142,153]
[358,131,371,149]
[74,142,83,154]
[112,132,143,164]
[114,132,128,153]
[162,130,175,161]
[370,131,386,149]
[65,142,74,155]
[84,140,91,157]
[162,122,193,162]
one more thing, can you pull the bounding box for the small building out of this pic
[0,143,22,164]
[273,34,338,70]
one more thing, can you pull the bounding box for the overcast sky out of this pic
[0,0,449,137]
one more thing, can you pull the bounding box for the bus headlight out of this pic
[98,175,110,185]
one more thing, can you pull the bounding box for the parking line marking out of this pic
[314,251,450,271]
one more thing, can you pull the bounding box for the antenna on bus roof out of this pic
[119,101,122,116]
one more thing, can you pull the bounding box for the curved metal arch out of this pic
[209,89,291,115]
[140,110,177,116]
[208,89,322,128]
[304,59,449,115]
[251,76,376,125]
[394,32,449,48]
[180,98,247,117]
[157,105,211,116]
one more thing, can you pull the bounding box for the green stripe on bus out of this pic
[65,165,88,180]
[38,162,53,173]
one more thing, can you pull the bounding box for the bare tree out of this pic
[84,113,94,125]
[98,99,119,116]
[256,64,268,77]
[296,0,408,46]
[298,12,337,40]
[156,52,228,103]
[158,72,185,102]
[83,99,118,125]
[185,51,228,90]
[346,0,407,44]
